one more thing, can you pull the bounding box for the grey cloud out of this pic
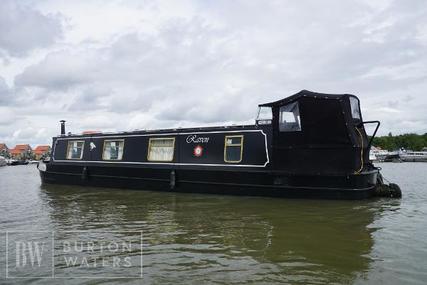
[15,18,245,117]
[0,0,63,57]
[0,77,13,106]
[0,77,9,95]
[14,50,92,88]
[4,0,427,146]
[67,84,112,111]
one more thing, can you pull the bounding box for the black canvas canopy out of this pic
[259,90,350,108]
[262,90,369,175]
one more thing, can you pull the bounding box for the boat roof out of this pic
[58,124,260,138]
[259,90,357,107]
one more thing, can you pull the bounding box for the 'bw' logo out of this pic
[15,241,46,267]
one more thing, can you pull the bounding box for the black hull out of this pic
[38,164,377,200]
[383,154,401,162]
[10,160,29,166]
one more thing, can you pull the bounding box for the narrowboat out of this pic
[38,90,401,199]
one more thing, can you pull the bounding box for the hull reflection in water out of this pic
[41,184,377,284]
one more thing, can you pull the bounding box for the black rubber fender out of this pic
[388,183,402,198]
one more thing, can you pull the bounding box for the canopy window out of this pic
[279,102,301,132]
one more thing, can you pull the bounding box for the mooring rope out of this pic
[382,174,392,184]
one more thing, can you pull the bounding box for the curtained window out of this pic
[66,141,85,159]
[103,140,124,160]
[148,138,175,162]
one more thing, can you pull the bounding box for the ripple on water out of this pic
[0,164,427,284]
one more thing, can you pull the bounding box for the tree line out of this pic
[371,133,427,151]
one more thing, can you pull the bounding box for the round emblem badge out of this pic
[193,145,203,157]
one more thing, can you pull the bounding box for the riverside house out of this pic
[10,144,32,160]
[0,143,9,158]
[33,145,51,160]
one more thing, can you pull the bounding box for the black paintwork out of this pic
[38,90,381,199]
[52,125,270,167]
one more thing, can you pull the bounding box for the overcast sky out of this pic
[1,0,427,147]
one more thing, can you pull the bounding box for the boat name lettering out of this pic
[186,135,210,144]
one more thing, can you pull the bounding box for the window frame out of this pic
[102,139,125,161]
[279,101,302,132]
[224,135,244,163]
[147,137,176,162]
[256,106,273,125]
[66,140,85,160]
[256,106,273,120]
[349,96,362,121]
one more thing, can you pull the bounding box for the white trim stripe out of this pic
[51,160,267,168]
[53,129,270,168]
[55,129,264,140]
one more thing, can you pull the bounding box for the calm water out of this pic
[0,163,426,284]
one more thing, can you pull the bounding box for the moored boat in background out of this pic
[383,151,402,162]
[0,156,6,167]
[369,146,389,162]
[400,151,427,162]
[9,159,29,166]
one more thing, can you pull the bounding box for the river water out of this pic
[0,163,426,284]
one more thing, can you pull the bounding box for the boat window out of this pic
[279,102,301,132]
[66,140,84,159]
[256,107,272,125]
[224,135,243,163]
[147,138,175,162]
[102,140,124,160]
[350,97,361,120]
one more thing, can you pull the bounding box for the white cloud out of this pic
[15,50,93,88]
[1,0,427,147]
[0,0,63,57]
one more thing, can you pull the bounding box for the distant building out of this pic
[0,143,9,157]
[10,144,32,160]
[33,145,51,160]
